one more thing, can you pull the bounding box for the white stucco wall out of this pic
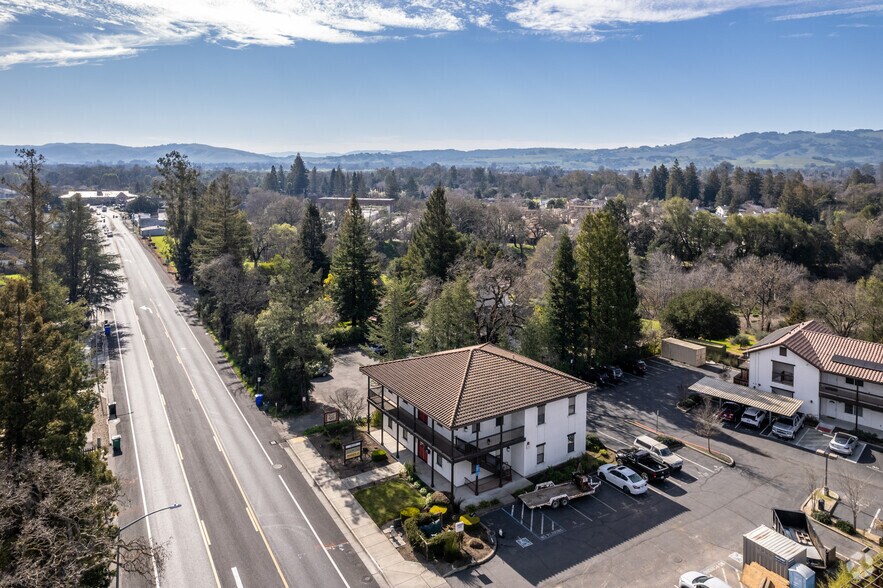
[520,392,587,478]
[748,346,820,416]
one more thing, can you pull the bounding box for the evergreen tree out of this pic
[420,277,477,353]
[300,200,329,278]
[310,167,318,196]
[703,168,721,206]
[630,171,643,192]
[761,169,778,206]
[546,233,585,372]
[192,173,251,267]
[448,166,459,188]
[155,151,201,281]
[328,169,337,196]
[404,176,419,199]
[666,159,686,199]
[656,164,669,200]
[329,195,381,328]
[262,166,278,191]
[403,185,463,280]
[716,168,732,208]
[4,149,52,293]
[289,154,309,195]
[56,194,123,307]
[277,166,285,193]
[385,171,400,199]
[684,162,701,201]
[575,211,641,365]
[646,166,659,199]
[369,278,418,359]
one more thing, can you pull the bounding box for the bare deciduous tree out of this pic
[693,400,722,454]
[808,280,861,337]
[331,387,366,430]
[732,255,806,331]
[838,471,871,530]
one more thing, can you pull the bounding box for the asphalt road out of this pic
[105,212,376,588]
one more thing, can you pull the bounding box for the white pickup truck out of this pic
[772,412,805,439]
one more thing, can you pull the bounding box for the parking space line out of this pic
[568,504,593,522]
[589,493,618,513]
[600,480,641,503]
[676,453,714,473]
[794,427,810,445]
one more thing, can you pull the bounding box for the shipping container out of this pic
[743,525,807,579]
[661,338,707,367]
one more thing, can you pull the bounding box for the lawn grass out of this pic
[701,333,757,356]
[353,478,425,526]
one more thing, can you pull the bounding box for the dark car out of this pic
[585,368,610,386]
[603,365,624,383]
[624,359,647,375]
[718,402,744,423]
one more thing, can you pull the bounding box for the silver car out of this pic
[828,432,858,456]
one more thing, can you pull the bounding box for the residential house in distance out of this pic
[744,320,883,434]
[363,344,592,497]
[60,190,138,206]
[134,211,168,237]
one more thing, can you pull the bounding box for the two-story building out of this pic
[744,320,883,434]
[362,343,592,497]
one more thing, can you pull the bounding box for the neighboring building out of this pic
[745,321,883,433]
[362,344,592,496]
[60,190,138,206]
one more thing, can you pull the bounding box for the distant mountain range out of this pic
[3,130,882,170]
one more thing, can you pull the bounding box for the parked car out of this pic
[624,359,647,375]
[603,365,623,383]
[367,343,387,356]
[717,402,744,423]
[771,412,805,439]
[679,571,732,588]
[740,407,767,428]
[828,432,858,456]
[585,368,610,386]
[633,435,683,471]
[598,464,648,495]
[616,449,670,482]
[307,360,332,378]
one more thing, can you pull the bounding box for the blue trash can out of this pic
[255,394,264,409]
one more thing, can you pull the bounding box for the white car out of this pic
[828,432,858,456]
[679,571,732,588]
[740,407,767,428]
[598,464,647,495]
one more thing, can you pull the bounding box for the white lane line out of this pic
[678,453,714,473]
[125,300,222,587]
[595,430,631,448]
[213,435,223,453]
[112,307,161,588]
[589,493,618,513]
[176,443,183,462]
[246,506,259,533]
[568,504,593,522]
[201,519,212,546]
[232,567,244,588]
[278,475,351,588]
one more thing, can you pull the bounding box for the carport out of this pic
[688,376,804,417]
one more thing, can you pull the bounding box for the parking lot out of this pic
[449,357,883,588]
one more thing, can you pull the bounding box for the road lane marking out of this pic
[159,392,166,407]
[111,307,161,588]
[677,453,714,473]
[176,443,183,462]
[232,568,244,588]
[201,519,211,546]
[213,435,223,453]
[246,506,259,533]
[125,300,222,587]
[279,475,351,588]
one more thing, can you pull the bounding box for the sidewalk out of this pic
[287,435,448,588]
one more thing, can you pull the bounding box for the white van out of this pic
[633,435,683,471]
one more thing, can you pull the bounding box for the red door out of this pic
[418,410,428,424]
[417,441,428,462]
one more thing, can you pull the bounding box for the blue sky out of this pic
[1,1,882,153]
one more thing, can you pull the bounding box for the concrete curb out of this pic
[440,522,498,577]
[801,493,882,552]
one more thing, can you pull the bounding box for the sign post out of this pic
[324,409,340,426]
[344,440,363,463]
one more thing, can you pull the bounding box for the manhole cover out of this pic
[361,575,373,584]
[273,464,282,469]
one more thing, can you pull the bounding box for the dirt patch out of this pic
[461,527,493,562]
[308,425,390,478]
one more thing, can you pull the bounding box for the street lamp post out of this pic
[116,503,181,588]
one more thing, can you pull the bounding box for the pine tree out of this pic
[547,233,585,372]
[385,171,400,199]
[263,166,278,191]
[155,151,201,281]
[329,195,381,328]
[310,167,318,196]
[403,185,463,280]
[369,278,417,359]
[328,169,337,196]
[684,162,701,201]
[575,211,641,365]
[300,200,329,278]
[192,173,251,267]
[404,176,419,199]
[717,168,732,208]
[289,154,309,195]
[277,166,285,193]
[420,277,477,353]
[656,164,669,200]
[4,149,53,293]
[703,169,721,206]
[666,159,686,199]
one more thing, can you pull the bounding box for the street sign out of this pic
[324,409,340,425]
[454,522,465,533]
[344,440,362,463]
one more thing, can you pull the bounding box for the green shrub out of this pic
[730,334,752,347]
[478,500,490,509]
[586,434,606,453]
[655,436,684,451]
[371,449,387,462]
[400,506,421,519]
[660,289,739,340]
[428,491,451,507]
[303,420,356,437]
[403,462,415,480]
[460,514,479,528]
[370,410,383,428]
[321,322,365,348]
[834,520,855,535]
[412,481,421,489]
[403,512,432,549]
[461,504,475,514]
[813,510,833,525]
[419,487,429,496]
[426,531,461,562]
[330,437,342,450]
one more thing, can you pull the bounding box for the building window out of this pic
[771,361,794,386]
[845,403,864,417]
[387,416,392,428]
[436,451,443,466]
[402,429,408,441]
[496,416,504,427]
[846,377,864,387]
[567,433,575,453]
[472,422,481,434]
[779,346,787,357]
[537,404,546,426]
[536,443,545,464]
[568,396,576,415]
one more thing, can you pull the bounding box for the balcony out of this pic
[818,384,883,412]
[368,389,525,462]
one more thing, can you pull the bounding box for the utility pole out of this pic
[116,503,181,588]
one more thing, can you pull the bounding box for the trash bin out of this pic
[104,324,111,337]
[818,499,825,512]
[111,435,121,454]
[108,402,117,420]
[255,394,263,409]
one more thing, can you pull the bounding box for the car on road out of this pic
[624,359,647,375]
[717,402,744,423]
[585,368,610,386]
[771,412,805,439]
[679,571,732,588]
[603,365,623,383]
[828,432,858,456]
[740,407,767,428]
[598,464,648,495]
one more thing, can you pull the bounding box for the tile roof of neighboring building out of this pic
[360,343,592,428]
[747,320,883,384]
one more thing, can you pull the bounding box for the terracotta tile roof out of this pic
[747,320,883,384]
[360,343,592,428]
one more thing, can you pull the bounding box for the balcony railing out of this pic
[368,389,525,462]
[818,384,883,411]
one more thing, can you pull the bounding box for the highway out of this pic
[105,211,377,588]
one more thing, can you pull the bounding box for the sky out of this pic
[1,1,882,154]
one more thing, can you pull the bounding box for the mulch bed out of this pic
[308,426,391,479]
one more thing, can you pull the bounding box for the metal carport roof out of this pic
[688,376,804,417]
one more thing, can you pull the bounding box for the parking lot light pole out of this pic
[816,449,838,497]
[116,503,182,588]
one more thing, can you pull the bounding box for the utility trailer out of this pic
[519,473,601,509]
[773,508,836,570]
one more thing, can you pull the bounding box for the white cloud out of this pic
[773,4,883,21]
